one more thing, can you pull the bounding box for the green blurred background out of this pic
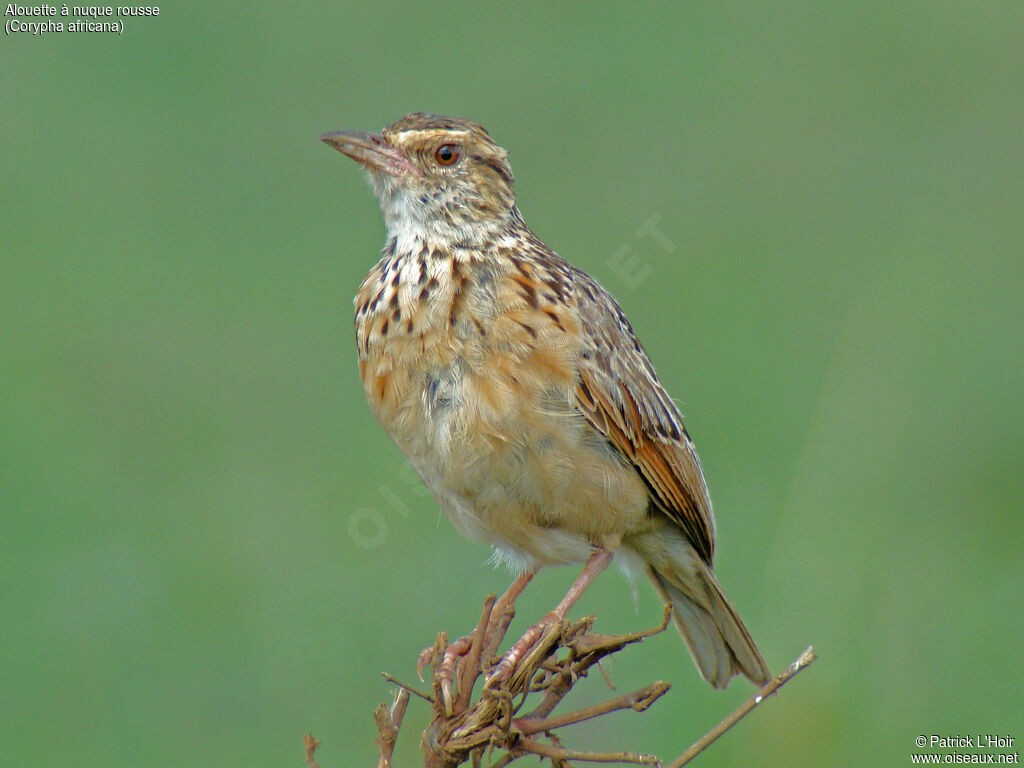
[3,2,1022,766]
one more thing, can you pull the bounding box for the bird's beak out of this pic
[320,130,420,178]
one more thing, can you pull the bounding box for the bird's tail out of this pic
[627,529,771,689]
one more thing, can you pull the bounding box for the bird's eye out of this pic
[435,144,460,166]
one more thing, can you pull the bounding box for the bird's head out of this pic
[321,113,517,242]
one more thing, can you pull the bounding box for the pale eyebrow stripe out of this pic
[399,129,473,139]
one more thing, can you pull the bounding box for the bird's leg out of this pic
[483,568,537,644]
[486,549,613,688]
[418,568,537,712]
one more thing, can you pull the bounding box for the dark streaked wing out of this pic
[569,268,717,563]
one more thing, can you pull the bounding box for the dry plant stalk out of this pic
[419,601,672,767]
[305,596,815,767]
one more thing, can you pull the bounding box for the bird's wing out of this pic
[570,271,716,563]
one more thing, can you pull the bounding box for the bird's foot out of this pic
[417,634,475,715]
[486,550,612,690]
[485,611,558,690]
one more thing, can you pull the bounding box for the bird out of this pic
[320,113,770,693]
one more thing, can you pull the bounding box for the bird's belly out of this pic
[368,350,651,567]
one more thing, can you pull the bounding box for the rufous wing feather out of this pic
[572,297,716,563]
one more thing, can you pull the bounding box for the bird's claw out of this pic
[419,634,474,714]
[441,678,454,716]
[416,647,435,681]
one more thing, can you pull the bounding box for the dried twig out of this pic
[303,733,322,768]
[414,600,672,768]
[456,595,497,711]
[517,735,660,765]
[374,687,411,768]
[516,680,670,736]
[382,672,434,703]
[665,646,818,768]
[306,599,815,767]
